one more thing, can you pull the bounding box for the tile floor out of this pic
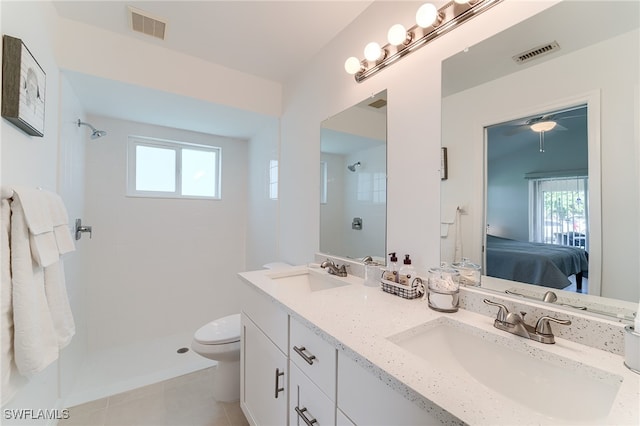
[60,368,249,426]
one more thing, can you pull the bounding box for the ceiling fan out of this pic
[502,105,587,136]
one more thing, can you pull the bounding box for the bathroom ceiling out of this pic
[52,0,374,138]
[52,1,374,84]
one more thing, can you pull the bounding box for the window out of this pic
[320,161,328,204]
[127,136,221,199]
[529,176,588,249]
[269,160,278,200]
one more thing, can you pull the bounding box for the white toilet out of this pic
[191,313,241,402]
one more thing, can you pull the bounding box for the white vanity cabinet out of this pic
[337,352,443,426]
[289,316,337,425]
[240,285,289,426]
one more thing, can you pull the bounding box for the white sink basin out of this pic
[388,317,622,421]
[267,268,350,292]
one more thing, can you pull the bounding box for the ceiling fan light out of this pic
[531,120,557,132]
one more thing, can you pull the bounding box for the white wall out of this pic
[441,29,639,302]
[246,120,280,270]
[278,1,556,271]
[1,0,88,418]
[83,116,248,351]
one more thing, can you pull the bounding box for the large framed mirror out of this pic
[440,1,638,319]
[320,90,387,262]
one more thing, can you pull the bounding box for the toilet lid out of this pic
[194,313,241,345]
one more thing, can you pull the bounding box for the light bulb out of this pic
[388,24,408,46]
[416,3,438,28]
[344,57,362,75]
[454,0,469,4]
[530,121,557,133]
[364,42,383,61]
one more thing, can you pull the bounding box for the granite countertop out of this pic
[238,266,640,426]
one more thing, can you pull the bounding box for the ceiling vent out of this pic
[512,41,560,64]
[368,99,387,109]
[128,7,167,40]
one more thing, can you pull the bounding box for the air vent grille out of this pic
[513,41,560,64]
[129,7,167,40]
[368,99,387,109]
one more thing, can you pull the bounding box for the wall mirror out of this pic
[320,90,387,262]
[440,1,638,320]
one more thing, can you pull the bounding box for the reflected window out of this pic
[320,161,328,204]
[269,160,278,200]
[530,176,588,249]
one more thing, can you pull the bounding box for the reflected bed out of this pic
[486,235,589,290]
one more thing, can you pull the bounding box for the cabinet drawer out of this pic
[240,280,288,353]
[290,316,336,399]
[290,362,335,426]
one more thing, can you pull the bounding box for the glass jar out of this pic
[427,267,460,313]
[451,257,481,287]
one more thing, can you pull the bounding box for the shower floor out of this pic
[65,331,216,407]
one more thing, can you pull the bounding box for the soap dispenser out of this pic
[398,254,416,285]
[384,252,399,282]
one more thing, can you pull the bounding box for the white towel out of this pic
[12,187,75,267]
[9,196,61,375]
[1,200,27,404]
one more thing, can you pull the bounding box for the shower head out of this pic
[347,161,361,172]
[77,119,107,139]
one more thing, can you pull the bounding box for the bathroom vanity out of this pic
[238,266,639,425]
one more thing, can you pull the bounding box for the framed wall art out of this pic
[440,147,448,180]
[2,35,46,137]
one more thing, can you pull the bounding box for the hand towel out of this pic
[44,262,76,348]
[12,187,75,267]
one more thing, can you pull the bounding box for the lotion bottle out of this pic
[399,254,416,285]
[384,252,399,282]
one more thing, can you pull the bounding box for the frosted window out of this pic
[135,145,176,192]
[182,149,217,197]
[269,160,278,200]
[127,136,221,199]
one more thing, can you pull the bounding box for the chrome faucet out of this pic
[320,259,348,277]
[483,299,571,344]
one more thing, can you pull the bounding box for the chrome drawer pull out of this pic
[293,345,316,365]
[274,368,285,398]
[295,407,318,426]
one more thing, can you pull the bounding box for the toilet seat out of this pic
[194,313,240,345]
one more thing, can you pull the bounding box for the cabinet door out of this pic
[242,314,288,426]
[290,363,335,426]
[337,352,442,426]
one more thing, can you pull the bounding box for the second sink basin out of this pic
[387,317,622,422]
[267,268,350,292]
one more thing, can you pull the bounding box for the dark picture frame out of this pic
[2,35,46,137]
[440,147,448,180]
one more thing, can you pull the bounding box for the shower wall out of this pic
[83,116,249,352]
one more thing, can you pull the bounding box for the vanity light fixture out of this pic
[344,0,503,83]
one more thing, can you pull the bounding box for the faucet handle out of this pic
[535,316,572,335]
[483,299,509,322]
